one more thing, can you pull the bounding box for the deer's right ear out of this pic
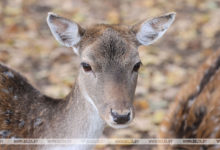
[47,12,85,54]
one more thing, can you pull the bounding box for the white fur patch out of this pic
[3,71,14,78]
[160,125,167,132]
[83,90,99,113]
[72,47,79,55]
[187,99,195,108]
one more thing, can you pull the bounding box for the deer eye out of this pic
[81,62,92,72]
[133,62,142,72]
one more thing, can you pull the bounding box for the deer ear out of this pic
[132,12,176,46]
[47,12,85,53]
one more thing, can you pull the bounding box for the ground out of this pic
[0,0,220,150]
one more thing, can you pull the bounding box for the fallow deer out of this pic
[0,12,176,150]
[159,49,220,150]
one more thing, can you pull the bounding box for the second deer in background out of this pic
[159,49,220,150]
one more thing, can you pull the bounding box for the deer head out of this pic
[47,12,175,128]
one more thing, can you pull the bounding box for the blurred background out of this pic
[0,0,220,149]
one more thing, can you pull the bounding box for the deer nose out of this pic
[111,109,131,124]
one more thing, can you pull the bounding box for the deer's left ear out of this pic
[131,12,176,46]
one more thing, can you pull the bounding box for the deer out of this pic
[0,12,176,150]
[159,48,220,150]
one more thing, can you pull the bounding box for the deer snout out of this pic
[110,109,131,124]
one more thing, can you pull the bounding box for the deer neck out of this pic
[70,79,105,138]
[47,79,105,138]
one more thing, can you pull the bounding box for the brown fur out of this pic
[0,24,139,150]
[159,49,220,150]
[78,24,137,53]
[76,24,140,127]
[0,24,137,138]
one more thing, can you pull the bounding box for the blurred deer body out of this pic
[159,49,220,150]
[0,63,105,150]
[0,12,176,150]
